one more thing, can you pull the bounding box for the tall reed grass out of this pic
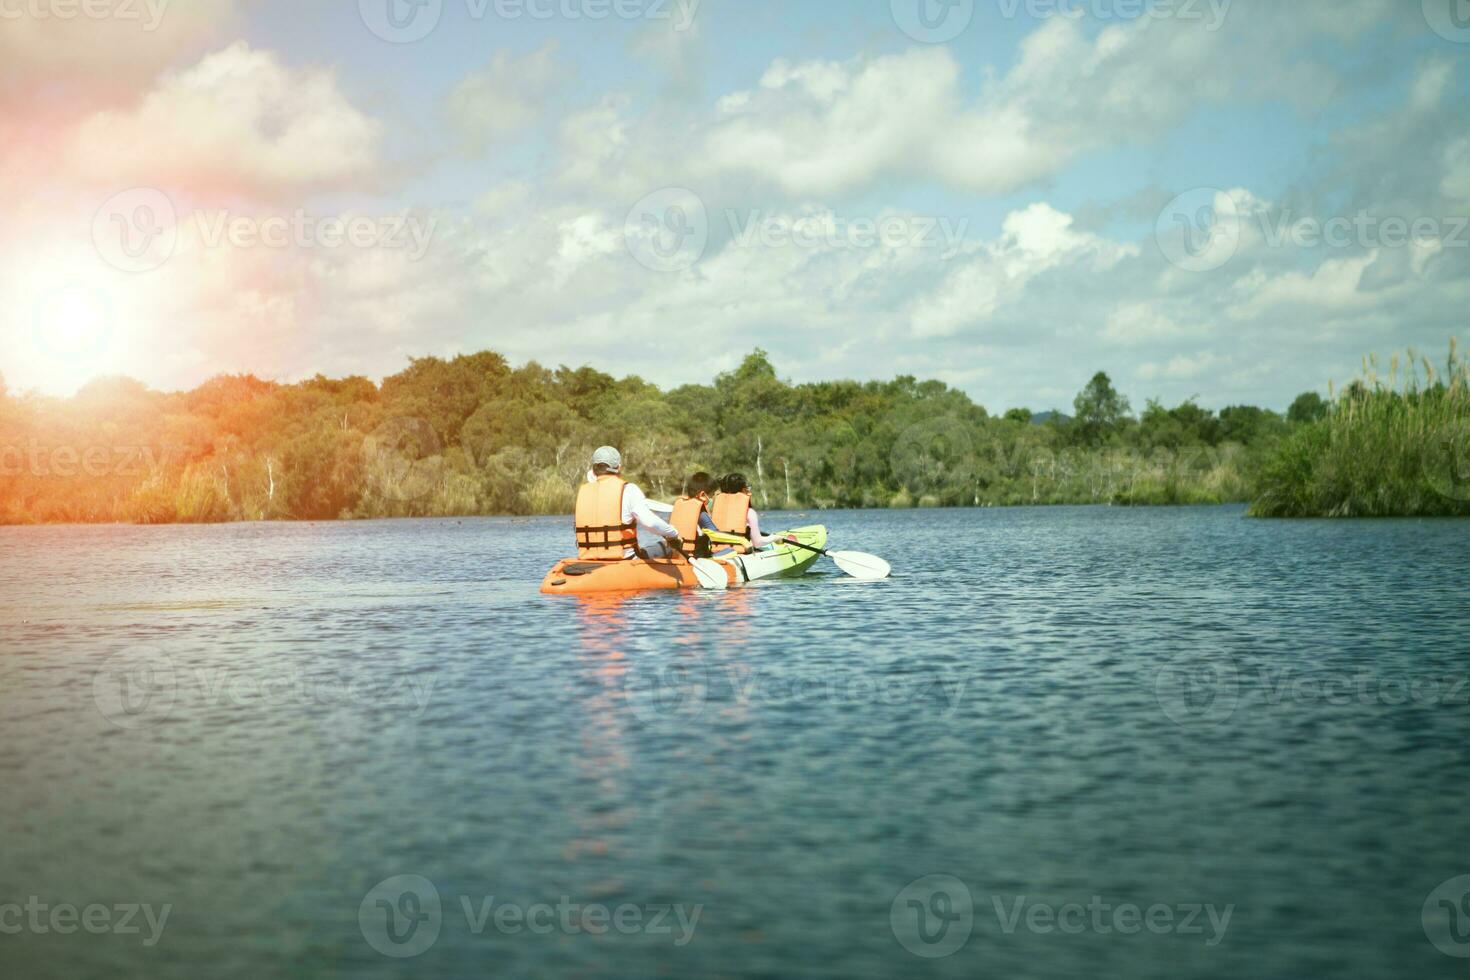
[1250,341,1470,517]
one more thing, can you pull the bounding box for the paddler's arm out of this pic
[746,508,780,548]
[626,484,684,550]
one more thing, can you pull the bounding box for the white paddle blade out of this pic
[831,551,891,581]
[645,499,675,516]
[690,558,729,591]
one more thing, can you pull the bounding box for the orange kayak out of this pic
[540,556,736,595]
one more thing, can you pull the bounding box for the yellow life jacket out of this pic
[669,497,707,557]
[574,476,636,560]
[710,490,751,537]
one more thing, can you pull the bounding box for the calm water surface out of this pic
[2,507,1469,978]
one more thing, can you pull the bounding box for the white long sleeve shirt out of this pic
[623,482,679,539]
[746,508,781,549]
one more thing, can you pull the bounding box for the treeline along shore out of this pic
[1,344,1466,524]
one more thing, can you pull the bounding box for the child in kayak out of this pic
[669,472,721,558]
[712,472,787,551]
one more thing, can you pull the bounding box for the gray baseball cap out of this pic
[590,446,622,472]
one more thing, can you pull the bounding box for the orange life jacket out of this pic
[710,491,751,537]
[669,497,707,557]
[574,476,636,560]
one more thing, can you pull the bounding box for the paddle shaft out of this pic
[779,537,834,558]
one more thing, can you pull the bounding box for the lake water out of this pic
[3,506,1470,979]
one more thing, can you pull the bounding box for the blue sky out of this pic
[3,0,1468,413]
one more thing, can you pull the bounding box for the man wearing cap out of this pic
[573,446,685,561]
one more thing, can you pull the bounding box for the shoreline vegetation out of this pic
[1,345,1465,525]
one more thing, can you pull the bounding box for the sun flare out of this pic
[8,265,129,395]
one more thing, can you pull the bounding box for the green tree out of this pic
[1072,372,1132,447]
[1287,391,1328,424]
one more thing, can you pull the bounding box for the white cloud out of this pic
[447,42,565,152]
[65,42,382,196]
[1234,254,1377,315]
[1138,353,1218,382]
[1104,303,1188,345]
[555,97,635,194]
[558,7,1402,202]
[910,204,1138,339]
[1442,139,1470,203]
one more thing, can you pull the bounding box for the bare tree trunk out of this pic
[755,435,767,508]
[266,458,276,503]
[783,458,791,508]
